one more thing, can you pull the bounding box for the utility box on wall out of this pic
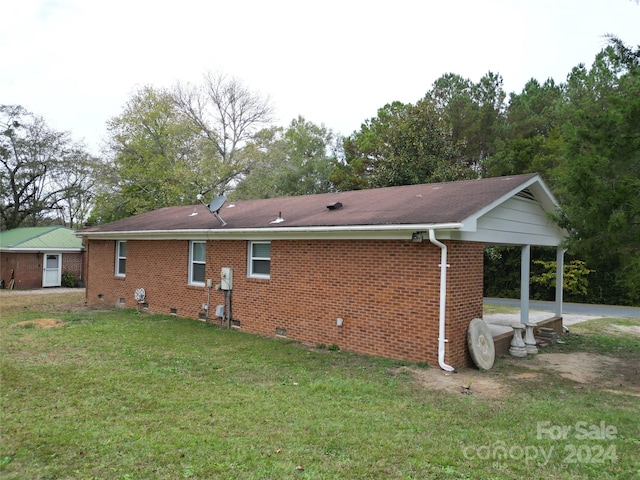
[221,267,233,290]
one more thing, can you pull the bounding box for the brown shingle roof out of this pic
[82,174,540,233]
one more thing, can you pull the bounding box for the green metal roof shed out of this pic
[1,227,85,289]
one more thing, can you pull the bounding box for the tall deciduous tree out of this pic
[1,105,98,229]
[94,74,275,222]
[172,72,274,195]
[91,86,203,223]
[51,148,101,228]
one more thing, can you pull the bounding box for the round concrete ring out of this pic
[467,317,496,370]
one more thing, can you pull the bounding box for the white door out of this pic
[42,254,61,287]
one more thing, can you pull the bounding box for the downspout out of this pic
[428,230,455,372]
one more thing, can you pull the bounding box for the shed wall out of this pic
[1,252,83,289]
[84,238,483,368]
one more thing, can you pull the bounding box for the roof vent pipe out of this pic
[270,212,285,224]
[429,229,456,372]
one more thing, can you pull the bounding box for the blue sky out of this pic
[3,0,639,154]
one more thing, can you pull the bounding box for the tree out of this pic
[483,78,564,178]
[331,102,409,190]
[426,71,507,173]
[331,100,474,190]
[51,148,101,228]
[372,99,474,186]
[555,41,640,305]
[504,78,562,139]
[91,86,203,223]
[172,72,274,195]
[1,105,98,229]
[604,33,640,69]
[93,74,275,222]
[233,117,339,199]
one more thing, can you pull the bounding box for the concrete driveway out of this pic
[484,298,640,320]
[0,287,84,296]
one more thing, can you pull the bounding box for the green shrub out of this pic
[531,259,593,297]
[61,271,76,288]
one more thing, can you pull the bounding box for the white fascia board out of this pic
[526,179,563,213]
[449,229,564,246]
[79,223,464,241]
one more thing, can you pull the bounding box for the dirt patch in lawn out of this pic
[513,352,640,397]
[398,351,640,398]
[610,324,640,337]
[395,366,509,399]
[7,318,67,329]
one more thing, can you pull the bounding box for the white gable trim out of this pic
[444,174,566,246]
[444,198,564,246]
[462,175,558,224]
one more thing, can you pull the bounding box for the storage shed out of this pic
[0,226,84,289]
[79,173,566,369]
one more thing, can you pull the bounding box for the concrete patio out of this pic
[482,310,604,356]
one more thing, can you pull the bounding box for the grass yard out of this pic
[481,303,519,315]
[1,291,639,479]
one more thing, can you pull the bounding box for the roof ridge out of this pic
[230,173,541,202]
[2,226,62,247]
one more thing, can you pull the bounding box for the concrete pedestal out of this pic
[524,322,539,355]
[509,323,527,357]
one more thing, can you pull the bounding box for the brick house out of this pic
[79,174,566,369]
[0,226,85,289]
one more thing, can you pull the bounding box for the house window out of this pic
[189,241,206,285]
[115,241,126,276]
[248,241,270,278]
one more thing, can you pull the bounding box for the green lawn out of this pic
[1,293,638,479]
[482,303,519,315]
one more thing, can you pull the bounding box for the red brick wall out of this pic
[1,252,84,289]
[1,253,31,289]
[61,253,84,285]
[446,242,485,367]
[84,238,484,368]
[84,239,207,315]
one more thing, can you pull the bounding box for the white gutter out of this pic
[428,229,455,372]
[0,248,82,253]
[78,223,464,240]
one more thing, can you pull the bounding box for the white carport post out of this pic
[520,244,531,325]
[555,248,566,317]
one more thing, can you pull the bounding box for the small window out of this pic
[248,241,270,278]
[115,241,126,276]
[189,241,206,285]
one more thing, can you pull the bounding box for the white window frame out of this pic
[189,241,206,286]
[248,241,271,279]
[115,241,126,277]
